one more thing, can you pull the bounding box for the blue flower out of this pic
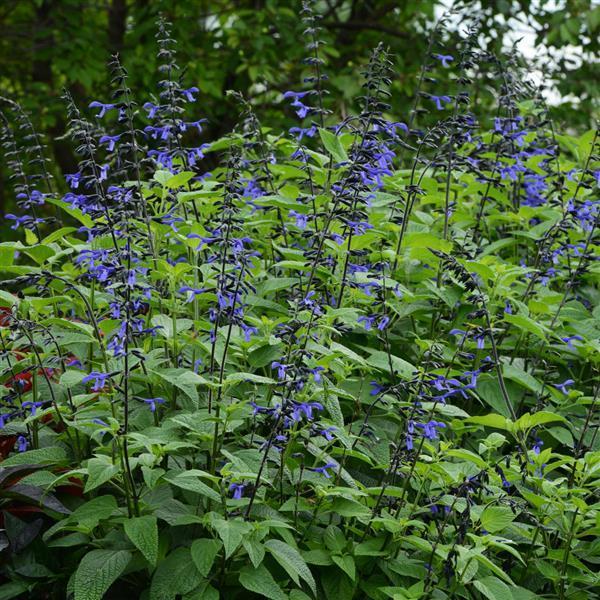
[142,398,166,413]
[17,436,28,453]
[370,381,385,396]
[5,214,43,230]
[377,316,390,331]
[358,315,376,331]
[188,145,211,166]
[416,420,446,440]
[289,210,308,229]
[99,134,121,152]
[289,125,317,141]
[181,87,199,102]
[283,91,311,119]
[291,401,323,422]
[179,286,207,302]
[89,101,116,118]
[430,95,452,110]
[271,361,290,380]
[553,379,574,394]
[562,335,583,349]
[21,401,44,416]
[99,164,109,182]
[309,366,324,383]
[143,102,160,119]
[319,427,336,441]
[433,53,454,67]
[229,482,246,499]
[82,371,111,392]
[346,220,373,235]
[240,322,258,342]
[187,119,208,133]
[309,462,336,478]
[449,328,466,339]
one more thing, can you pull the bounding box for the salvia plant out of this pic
[0,4,598,600]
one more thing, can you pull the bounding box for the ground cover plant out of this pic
[0,4,599,599]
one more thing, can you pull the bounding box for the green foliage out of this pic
[0,5,599,600]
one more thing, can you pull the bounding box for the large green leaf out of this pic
[190,538,222,577]
[265,539,317,595]
[84,457,120,493]
[239,564,288,600]
[124,515,158,566]
[149,547,203,600]
[74,550,131,600]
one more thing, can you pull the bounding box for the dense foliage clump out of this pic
[0,6,598,600]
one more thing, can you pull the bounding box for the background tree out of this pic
[0,0,598,217]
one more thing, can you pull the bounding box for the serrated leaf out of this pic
[514,411,567,431]
[318,128,348,163]
[239,564,287,600]
[150,547,202,600]
[166,171,196,189]
[124,516,158,566]
[151,368,210,407]
[214,518,252,559]
[74,549,131,600]
[190,538,222,577]
[84,458,120,493]
[466,414,512,431]
[473,576,512,600]
[331,554,355,581]
[480,506,516,533]
[265,539,316,595]
[225,372,276,385]
[2,447,68,467]
[364,349,415,380]
[164,472,221,502]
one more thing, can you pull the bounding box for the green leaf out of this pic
[242,533,266,568]
[503,364,543,394]
[239,564,288,600]
[473,553,514,585]
[364,349,415,380]
[466,414,512,431]
[150,547,203,600]
[480,506,516,533]
[166,171,196,189]
[190,538,222,577]
[46,196,94,228]
[215,518,252,559]
[331,554,356,581]
[0,290,18,307]
[152,368,210,407]
[71,496,118,530]
[2,447,68,467]
[225,372,277,386]
[265,539,317,595]
[84,457,120,493]
[514,411,567,431]
[0,581,28,600]
[164,472,221,503]
[318,128,348,163]
[504,313,549,340]
[472,576,512,600]
[74,549,131,600]
[124,515,158,566]
[153,170,172,185]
